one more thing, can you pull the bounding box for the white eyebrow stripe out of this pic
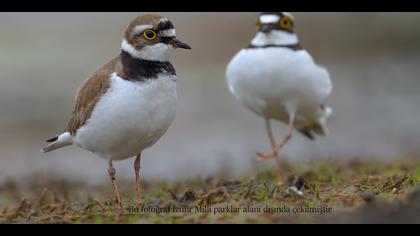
[156,18,169,25]
[159,29,176,37]
[260,15,280,24]
[282,12,295,20]
[132,24,153,35]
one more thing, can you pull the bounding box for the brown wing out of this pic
[65,57,119,135]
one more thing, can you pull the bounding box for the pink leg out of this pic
[108,160,123,209]
[257,116,295,161]
[134,153,142,207]
[259,119,283,184]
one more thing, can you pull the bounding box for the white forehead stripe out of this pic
[157,18,169,25]
[260,15,280,24]
[132,24,153,35]
[282,12,295,20]
[159,29,176,37]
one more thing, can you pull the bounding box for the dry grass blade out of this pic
[36,188,49,208]
[93,199,106,212]
[167,188,178,201]
[197,186,229,205]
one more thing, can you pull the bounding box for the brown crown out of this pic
[123,14,166,40]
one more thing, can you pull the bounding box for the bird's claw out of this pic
[256,151,278,161]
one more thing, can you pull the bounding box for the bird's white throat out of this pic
[121,39,175,62]
[251,31,299,46]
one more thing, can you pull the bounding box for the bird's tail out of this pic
[298,105,332,140]
[315,105,333,136]
[42,132,73,153]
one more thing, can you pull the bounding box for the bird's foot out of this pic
[114,199,123,209]
[256,150,278,161]
[135,198,142,208]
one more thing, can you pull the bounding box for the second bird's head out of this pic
[256,12,296,34]
[122,14,192,62]
[252,12,299,47]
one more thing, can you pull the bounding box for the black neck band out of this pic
[120,50,176,81]
[248,43,303,51]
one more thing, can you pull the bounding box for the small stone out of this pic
[391,187,398,194]
[360,191,376,203]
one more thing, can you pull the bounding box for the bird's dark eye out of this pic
[279,16,293,30]
[143,30,157,40]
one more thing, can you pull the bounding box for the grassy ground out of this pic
[1,159,420,224]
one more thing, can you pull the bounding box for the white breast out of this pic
[74,73,177,161]
[226,48,332,128]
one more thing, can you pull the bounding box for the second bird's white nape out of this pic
[121,39,175,62]
[251,31,299,46]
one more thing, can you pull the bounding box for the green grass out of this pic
[1,159,419,224]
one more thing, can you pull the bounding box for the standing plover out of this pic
[42,14,191,208]
[226,12,332,183]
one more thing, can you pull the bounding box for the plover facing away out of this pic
[226,12,332,183]
[42,14,191,208]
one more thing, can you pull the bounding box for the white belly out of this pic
[226,48,332,128]
[74,73,177,161]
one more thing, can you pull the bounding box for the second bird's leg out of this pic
[265,119,278,156]
[134,153,142,207]
[108,160,123,209]
[260,119,283,184]
[257,115,295,161]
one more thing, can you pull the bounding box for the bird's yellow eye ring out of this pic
[256,20,262,29]
[279,16,293,30]
[143,30,157,40]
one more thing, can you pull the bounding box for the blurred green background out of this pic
[1,12,420,183]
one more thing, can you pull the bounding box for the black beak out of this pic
[260,24,275,33]
[171,38,192,50]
